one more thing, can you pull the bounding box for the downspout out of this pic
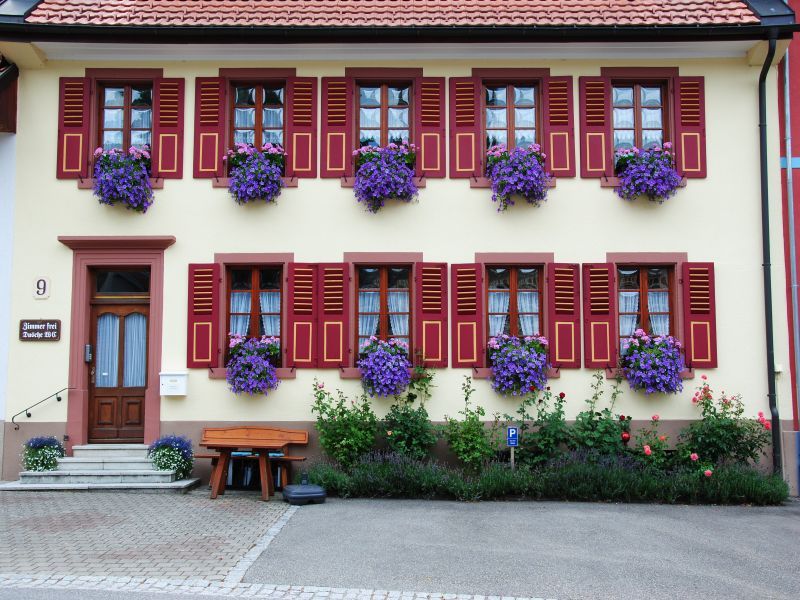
[759,35,782,473]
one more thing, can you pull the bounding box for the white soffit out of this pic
[33,41,756,62]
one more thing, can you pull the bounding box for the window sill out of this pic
[78,178,164,190]
[600,177,687,188]
[470,177,557,189]
[211,177,299,188]
[471,367,561,379]
[340,176,427,188]
[604,367,695,380]
[208,367,297,380]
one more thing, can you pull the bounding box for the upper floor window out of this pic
[358,84,411,147]
[612,83,667,151]
[100,83,152,150]
[486,266,542,339]
[228,266,282,355]
[484,84,538,149]
[232,84,285,147]
[617,265,672,345]
[357,265,411,352]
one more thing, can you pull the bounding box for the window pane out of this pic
[234,108,255,128]
[617,268,639,289]
[619,313,640,337]
[388,107,409,128]
[485,86,507,106]
[260,268,281,290]
[514,86,535,106]
[518,313,540,337]
[641,108,662,129]
[103,108,124,129]
[641,87,662,107]
[103,131,123,150]
[515,130,536,147]
[515,107,536,128]
[359,131,379,146]
[234,130,255,145]
[130,131,151,148]
[358,267,380,289]
[388,130,409,144]
[647,268,669,290]
[359,107,381,128]
[104,87,124,107]
[487,267,510,289]
[619,292,641,337]
[235,87,256,106]
[517,267,539,290]
[263,107,284,128]
[230,269,252,291]
[612,87,634,107]
[388,86,409,106]
[486,108,507,129]
[96,270,150,294]
[131,108,152,130]
[263,86,284,105]
[131,86,152,107]
[123,313,147,388]
[613,130,635,151]
[359,87,380,107]
[95,313,120,388]
[387,313,409,336]
[388,267,410,289]
[486,131,507,148]
[229,292,251,335]
[613,107,634,129]
[642,129,663,149]
[262,130,283,145]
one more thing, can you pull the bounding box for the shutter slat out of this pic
[681,262,717,368]
[414,263,448,368]
[451,263,484,368]
[151,78,185,179]
[193,77,226,178]
[321,78,354,178]
[547,263,581,368]
[449,77,481,178]
[582,263,616,368]
[57,77,91,179]
[579,77,613,178]
[187,263,221,368]
[286,77,318,179]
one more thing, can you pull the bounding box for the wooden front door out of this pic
[89,304,149,442]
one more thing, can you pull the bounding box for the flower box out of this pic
[212,177,298,189]
[471,176,557,189]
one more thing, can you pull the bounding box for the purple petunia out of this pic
[352,142,418,213]
[357,337,411,397]
[226,335,281,395]
[92,146,154,213]
[614,144,682,203]
[225,143,286,205]
[620,328,684,394]
[484,144,552,212]
[488,334,550,395]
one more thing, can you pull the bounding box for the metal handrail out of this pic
[11,388,69,430]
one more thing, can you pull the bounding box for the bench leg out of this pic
[208,457,219,488]
[257,452,273,501]
[210,451,230,499]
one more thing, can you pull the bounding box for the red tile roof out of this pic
[26,0,761,28]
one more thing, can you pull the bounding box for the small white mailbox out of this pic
[159,371,188,396]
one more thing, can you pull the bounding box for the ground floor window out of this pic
[486,266,543,339]
[356,265,411,352]
[227,266,282,348]
[617,265,673,345]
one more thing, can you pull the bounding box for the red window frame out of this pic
[225,265,283,360]
[229,81,286,149]
[356,81,414,148]
[355,264,413,353]
[482,82,541,150]
[485,265,544,340]
[611,80,670,152]
[97,82,154,152]
[616,264,675,347]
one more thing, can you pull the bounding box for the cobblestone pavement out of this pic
[0,490,290,582]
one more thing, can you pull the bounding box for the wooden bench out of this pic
[199,426,309,500]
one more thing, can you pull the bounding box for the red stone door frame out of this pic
[59,236,175,449]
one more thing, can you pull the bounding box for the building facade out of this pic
[1,1,798,487]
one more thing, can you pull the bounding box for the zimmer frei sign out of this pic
[19,319,61,341]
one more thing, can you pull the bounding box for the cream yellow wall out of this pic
[3,56,793,430]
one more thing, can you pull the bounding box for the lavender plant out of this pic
[614,143,682,203]
[22,436,65,472]
[92,146,154,213]
[148,434,194,479]
[357,337,412,397]
[488,334,550,395]
[352,142,418,213]
[224,142,285,205]
[485,144,552,212]
[620,328,684,394]
[225,334,281,395]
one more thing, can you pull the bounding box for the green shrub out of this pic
[381,366,438,461]
[443,377,499,472]
[504,387,569,466]
[311,380,378,469]
[569,372,630,455]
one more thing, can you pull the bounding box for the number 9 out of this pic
[36,279,47,296]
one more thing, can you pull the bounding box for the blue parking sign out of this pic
[507,426,519,447]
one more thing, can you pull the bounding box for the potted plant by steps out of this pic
[92,146,154,213]
[352,142,418,213]
[485,144,552,212]
[147,435,194,479]
[22,436,65,472]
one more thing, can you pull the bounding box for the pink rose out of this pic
[701,375,707,380]
[704,469,713,478]
[652,414,660,422]
[690,453,699,462]
[643,445,652,456]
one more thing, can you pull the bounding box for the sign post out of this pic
[506,426,519,470]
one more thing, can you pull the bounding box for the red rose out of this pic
[621,432,631,442]
[559,392,565,399]
[619,415,626,421]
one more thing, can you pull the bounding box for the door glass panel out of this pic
[95,270,150,295]
[96,313,120,388]
[123,313,147,388]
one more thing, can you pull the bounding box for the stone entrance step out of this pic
[0,479,200,493]
[56,457,155,471]
[71,444,150,459]
[20,469,177,485]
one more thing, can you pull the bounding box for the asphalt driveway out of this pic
[243,498,800,600]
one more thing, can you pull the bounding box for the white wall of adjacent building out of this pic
[0,131,16,464]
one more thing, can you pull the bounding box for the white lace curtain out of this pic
[123,313,147,388]
[648,291,670,336]
[229,292,251,335]
[259,291,281,337]
[517,291,539,336]
[618,291,640,337]
[96,313,119,388]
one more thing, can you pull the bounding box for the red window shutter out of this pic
[151,78,185,179]
[414,262,448,368]
[450,264,485,368]
[56,77,90,179]
[317,263,351,368]
[286,263,318,368]
[193,77,226,179]
[582,263,617,369]
[286,76,318,179]
[578,77,613,178]
[674,77,707,178]
[542,76,576,178]
[187,263,221,368]
[681,262,717,368]
[546,263,581,368]
[449,77,481,178]
[414,77,446,178]
[320,77,354,178]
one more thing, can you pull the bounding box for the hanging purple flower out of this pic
[357,337,412,397]
[225,334,281,395]
[484,144,552,212]
[352,142,418,213]
[614,143,682,203]
[620,328,684,394]
[488,334,550,395]
[92,146,154,213]
[225,142,285,205]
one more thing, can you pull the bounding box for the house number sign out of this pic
[19,319,61,341]
[33,277,50,299]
